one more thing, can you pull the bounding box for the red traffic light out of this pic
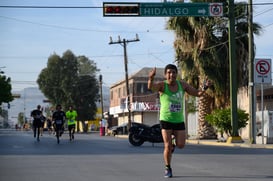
[105,6,121,14]
[103,3,140,16]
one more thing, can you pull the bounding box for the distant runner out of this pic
[66,106,77,141]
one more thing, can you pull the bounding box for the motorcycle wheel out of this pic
[129,133,144,146]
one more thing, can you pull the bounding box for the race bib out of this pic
[169,103,182,112]
[55,120,62,125]
[34,115,41,119]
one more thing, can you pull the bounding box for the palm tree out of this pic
[166,0,262,139]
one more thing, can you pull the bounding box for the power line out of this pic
[0,15,171,34]
[0,50,172,60]
[0,15,141,33]
[254,7,273,17]
[264,22,273,28]
[0,5,101,9]
[0,2,273,9]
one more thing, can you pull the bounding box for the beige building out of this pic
[109,67,165,126]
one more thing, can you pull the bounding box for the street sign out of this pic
[103,2,223,17]
[254,58,272,84]
[140,2,223,17]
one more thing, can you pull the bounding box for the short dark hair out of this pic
[164,64,177,74]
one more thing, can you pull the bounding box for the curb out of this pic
[186,139,273,149]
[116,135,273,149]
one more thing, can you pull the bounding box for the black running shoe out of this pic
[164,167,173,178]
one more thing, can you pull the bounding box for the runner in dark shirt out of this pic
[52,104,66,143]
[31,105,43,142]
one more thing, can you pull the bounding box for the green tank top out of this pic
[66,110,77,126]
[159,80,185,123]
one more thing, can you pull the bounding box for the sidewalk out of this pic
[186,139,273,149]
[116,134,273,149]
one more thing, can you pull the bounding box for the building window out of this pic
[111,90,113,100]
[118,88,121,98]
[123,86,126,96]
[129,84,133,94]
[136,83,148,94]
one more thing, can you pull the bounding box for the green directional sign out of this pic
[140,2,223,17]
[103,2,223,17]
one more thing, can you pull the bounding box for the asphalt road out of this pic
[0,129,273,181]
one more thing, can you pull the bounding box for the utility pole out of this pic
[99,74,104,119]
[227,0,243,143]
[248,0,256,144]
[109,34,140,129]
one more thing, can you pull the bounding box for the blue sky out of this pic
[0,0,272,91]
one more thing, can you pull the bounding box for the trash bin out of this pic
[100,127,105,136]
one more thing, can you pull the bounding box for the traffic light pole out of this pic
[227,0,243,143]
[109,35,140,129]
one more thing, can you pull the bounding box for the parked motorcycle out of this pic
[128,122,163,146]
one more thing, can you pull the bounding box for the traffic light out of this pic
[103,3,140,16]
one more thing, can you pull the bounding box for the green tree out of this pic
[167,0,262,139]
[75,56,100,122]
[0,71,13,105]
[37,50,100,125]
